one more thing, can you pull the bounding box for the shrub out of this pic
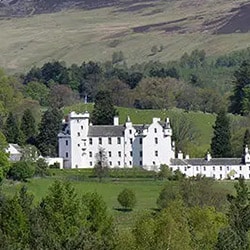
[117,188,136,211]
[8,161,35,181]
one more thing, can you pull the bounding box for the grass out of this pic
[0,0,250,73]
[2,176,165,228]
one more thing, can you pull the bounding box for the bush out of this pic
[117,188,136,211]
[8,161,35,181]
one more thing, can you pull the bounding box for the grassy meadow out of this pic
[1,169,238,228]
[0,0,249,73]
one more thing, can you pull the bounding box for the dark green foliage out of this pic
[92,90,118,125]
[4,112,20,143]
[8,161,35,181]
[35,158,49,177]
[243,129,250,154]
[216,178,250,249]
[20,109,36,144]
[230,60,250,115]
[157,176,227,210]
[117,188,136,210]
[211,109,232,157]
[36,108,63,156]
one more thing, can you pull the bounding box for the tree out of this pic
[4,112,20,143]
[157,164,173,180]
[117,188,136,211]
[93,147,109,182]
[210,109,232,157]
[20,109,36,144]
[216,178,250,249]
[92,90,118,125]
[35,158,49,177]
[24,81,49,106]
[8,161,35,181]
[0,132,10,183]
[243,129,250,154]
[230,60,250,115]
[36,108,63,156]
[48,84,79,109]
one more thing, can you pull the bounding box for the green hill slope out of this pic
[1,0,250,73]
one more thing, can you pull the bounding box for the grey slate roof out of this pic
[88,126,124,137]
[171,158,243,166]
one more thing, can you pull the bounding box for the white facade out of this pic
[58,112,250,179]
[58,111,175,170]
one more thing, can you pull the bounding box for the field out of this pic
[1,169,238,228]
[1,0,250,73]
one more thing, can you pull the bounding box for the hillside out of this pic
[0,0,250,72]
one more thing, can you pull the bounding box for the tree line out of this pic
[0,175,250,249]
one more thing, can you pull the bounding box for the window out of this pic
[109,161,112,166]
[77,132,80,137]
[155,151,158,157]
[220,174,222,179]
[130,138,133,144]
[90,161,92,166]
[89,138,92,145]
[108,137,112,144]
[99,138,102,144]
[66,152,68,158]
[240,166,242,171]
[139,138,142,144]
[118,151,121,157]
[220,166,222,171]
[75,165,78,168]
[154,128,157,133]
[129,129,132,134]
[78,144,80,147]
[117,137,121,144]
[213,166,215,171]
[66,140,68,146]
[130,151,133,157]
[77,119,80,123]
[140,151,143,157]
[227,166,229,171]
[203,166,206,171]
[184,167,187,171]
[129,161,132,166]
[196,167,199,171]
[153,161,155,165]
[109,151,112,157]
[81,125,83,130]
[213,174,215,178]
[118,161,121,166]
[89,152,92,157]
[140,161,142,166]
[155,138,158,144]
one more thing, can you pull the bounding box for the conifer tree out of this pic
[230,60,250,115]
[210,109,232,157]
[4,112,20,143]
[36,108,62,156]
[20,109,36,144]
[92,90,118,125]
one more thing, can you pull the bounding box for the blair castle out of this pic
[58,111,250,180]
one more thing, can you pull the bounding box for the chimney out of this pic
[113,116,119,126]
[178,151,183,160]
[206,152,212,161]
[185,154,190,160]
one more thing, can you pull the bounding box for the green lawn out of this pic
[2,176,166,228]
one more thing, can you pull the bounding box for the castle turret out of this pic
[164,117,172,137]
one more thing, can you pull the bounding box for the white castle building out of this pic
[58,111,250,179]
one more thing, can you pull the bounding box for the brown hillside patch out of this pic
[132,18,187,33]
[217,3,250,34]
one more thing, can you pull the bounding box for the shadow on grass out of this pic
[114,207,133,212]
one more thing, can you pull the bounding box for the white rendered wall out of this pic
[87,136,125,168]
[142,119,174,170]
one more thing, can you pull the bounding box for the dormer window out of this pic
[154,128,157,133]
